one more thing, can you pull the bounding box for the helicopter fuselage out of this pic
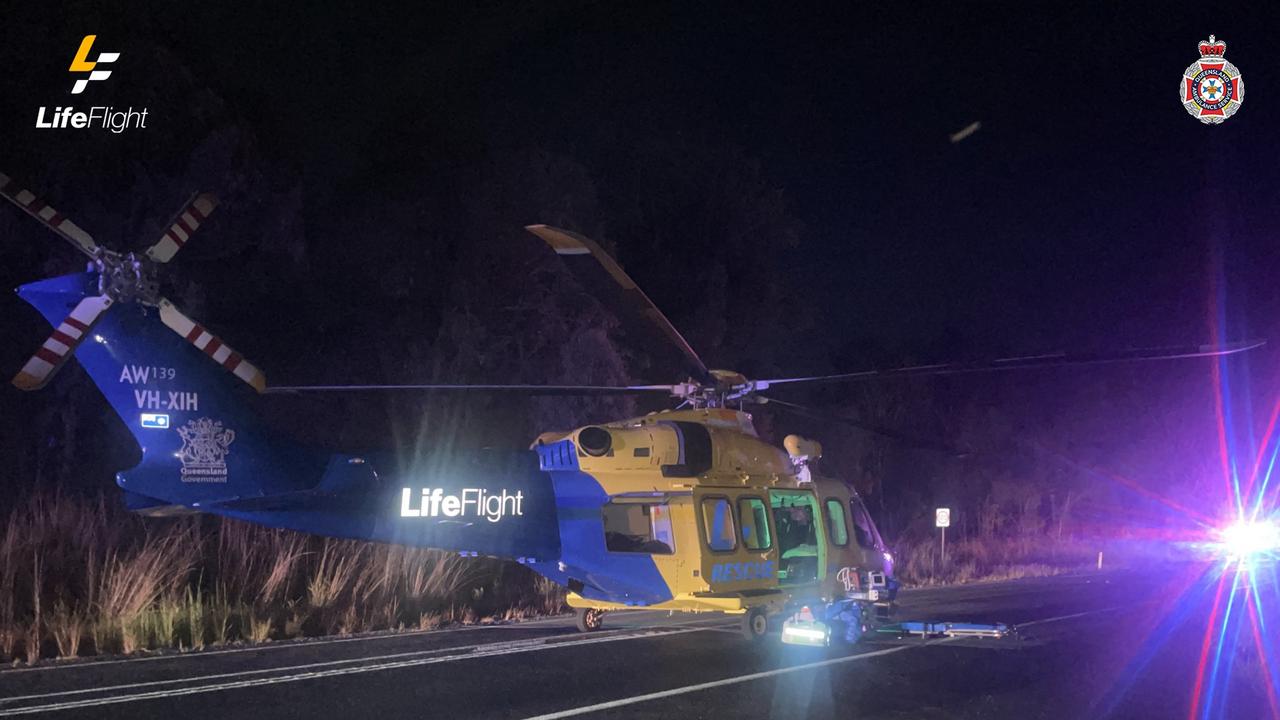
[525,409,895,618]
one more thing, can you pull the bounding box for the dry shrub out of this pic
[95,524,199,653]
[898,535,1095,586]
[48,601,85,658]
[534,576,566,615]
[216,520,310,607]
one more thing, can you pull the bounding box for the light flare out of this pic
[1219,521,1280,560]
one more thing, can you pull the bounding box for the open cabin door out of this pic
[768,488,826,586]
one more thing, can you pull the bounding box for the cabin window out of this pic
[602,502,674,554]
[738,497,772,551]
[700,497,737,552]
[849,498,877,549]
[824,499,849,546]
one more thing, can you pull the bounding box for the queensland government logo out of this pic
[176,417,235,483]
[34,35,148,133]
[1180,35,1243,124]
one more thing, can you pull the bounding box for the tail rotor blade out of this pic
[0,172,98,259]
[158,298,266,392]
[146,192,219,263]
[13,294,113,390]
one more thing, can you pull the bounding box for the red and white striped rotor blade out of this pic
[146,192,219,263]
[13,295,114,391]
[157,298,266,392]
[0,172,99,258]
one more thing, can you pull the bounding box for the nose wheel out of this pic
[575,608,605,632]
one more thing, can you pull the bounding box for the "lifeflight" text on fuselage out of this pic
[399,487,524,523]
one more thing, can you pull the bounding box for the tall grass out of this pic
[0,491,565,665]
[897,534,1097,585]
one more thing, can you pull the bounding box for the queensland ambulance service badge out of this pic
[1181,35,1243,124]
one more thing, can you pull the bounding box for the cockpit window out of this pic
[849,497,877,549]
[701,497,738,552]
[824,499,849,546]
[603,502,675,554]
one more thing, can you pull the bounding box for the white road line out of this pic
[0,641,480,704]
[0,621,726,706]
[0,625,726,716]
[521,645,921,720]
[1016,605,1128,628]
[520,603,1133,720]
[0,614,584,675]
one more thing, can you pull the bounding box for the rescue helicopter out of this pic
[4,172,1263,643]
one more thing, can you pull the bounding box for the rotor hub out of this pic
[669,369,761,408]
[94,250,159,305]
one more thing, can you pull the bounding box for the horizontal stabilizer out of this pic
[199,455,380,511]
[122,490,202,517]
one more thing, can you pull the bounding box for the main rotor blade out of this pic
[146,192,219,263]
[264,383,680,396]
[13,294,114,391]
[759,396,969,457]
[526,224,709,381]
[757,340,1266,389]
[158,298,267,392]
[0,172,98,259]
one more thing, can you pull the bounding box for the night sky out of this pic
[208,2,1280,352]
[2,3,1279,500]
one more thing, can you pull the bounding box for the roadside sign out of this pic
[935,508,951,528]
[936,508,951,562]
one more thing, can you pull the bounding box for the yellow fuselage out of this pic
[539,408,891,616]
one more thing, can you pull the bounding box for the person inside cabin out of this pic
[777,503,819,582]
[781,506,818,558]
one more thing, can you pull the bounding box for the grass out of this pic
[0,491,565,665]
[896,534,1100,586]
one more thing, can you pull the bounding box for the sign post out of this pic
[935,507,951,563]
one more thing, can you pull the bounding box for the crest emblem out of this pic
[1181,35,1244,124]
[176,417,235,482]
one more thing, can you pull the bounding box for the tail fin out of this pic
[18,273,563,564]
[18,272,319,506]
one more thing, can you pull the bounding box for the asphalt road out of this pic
[0,570,1273,719]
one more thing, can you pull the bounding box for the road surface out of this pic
[0,570,1273,719]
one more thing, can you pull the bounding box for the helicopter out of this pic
[4,171,1264,642]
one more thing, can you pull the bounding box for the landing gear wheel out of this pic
[575,608,604,633]
[741,607,769,642]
